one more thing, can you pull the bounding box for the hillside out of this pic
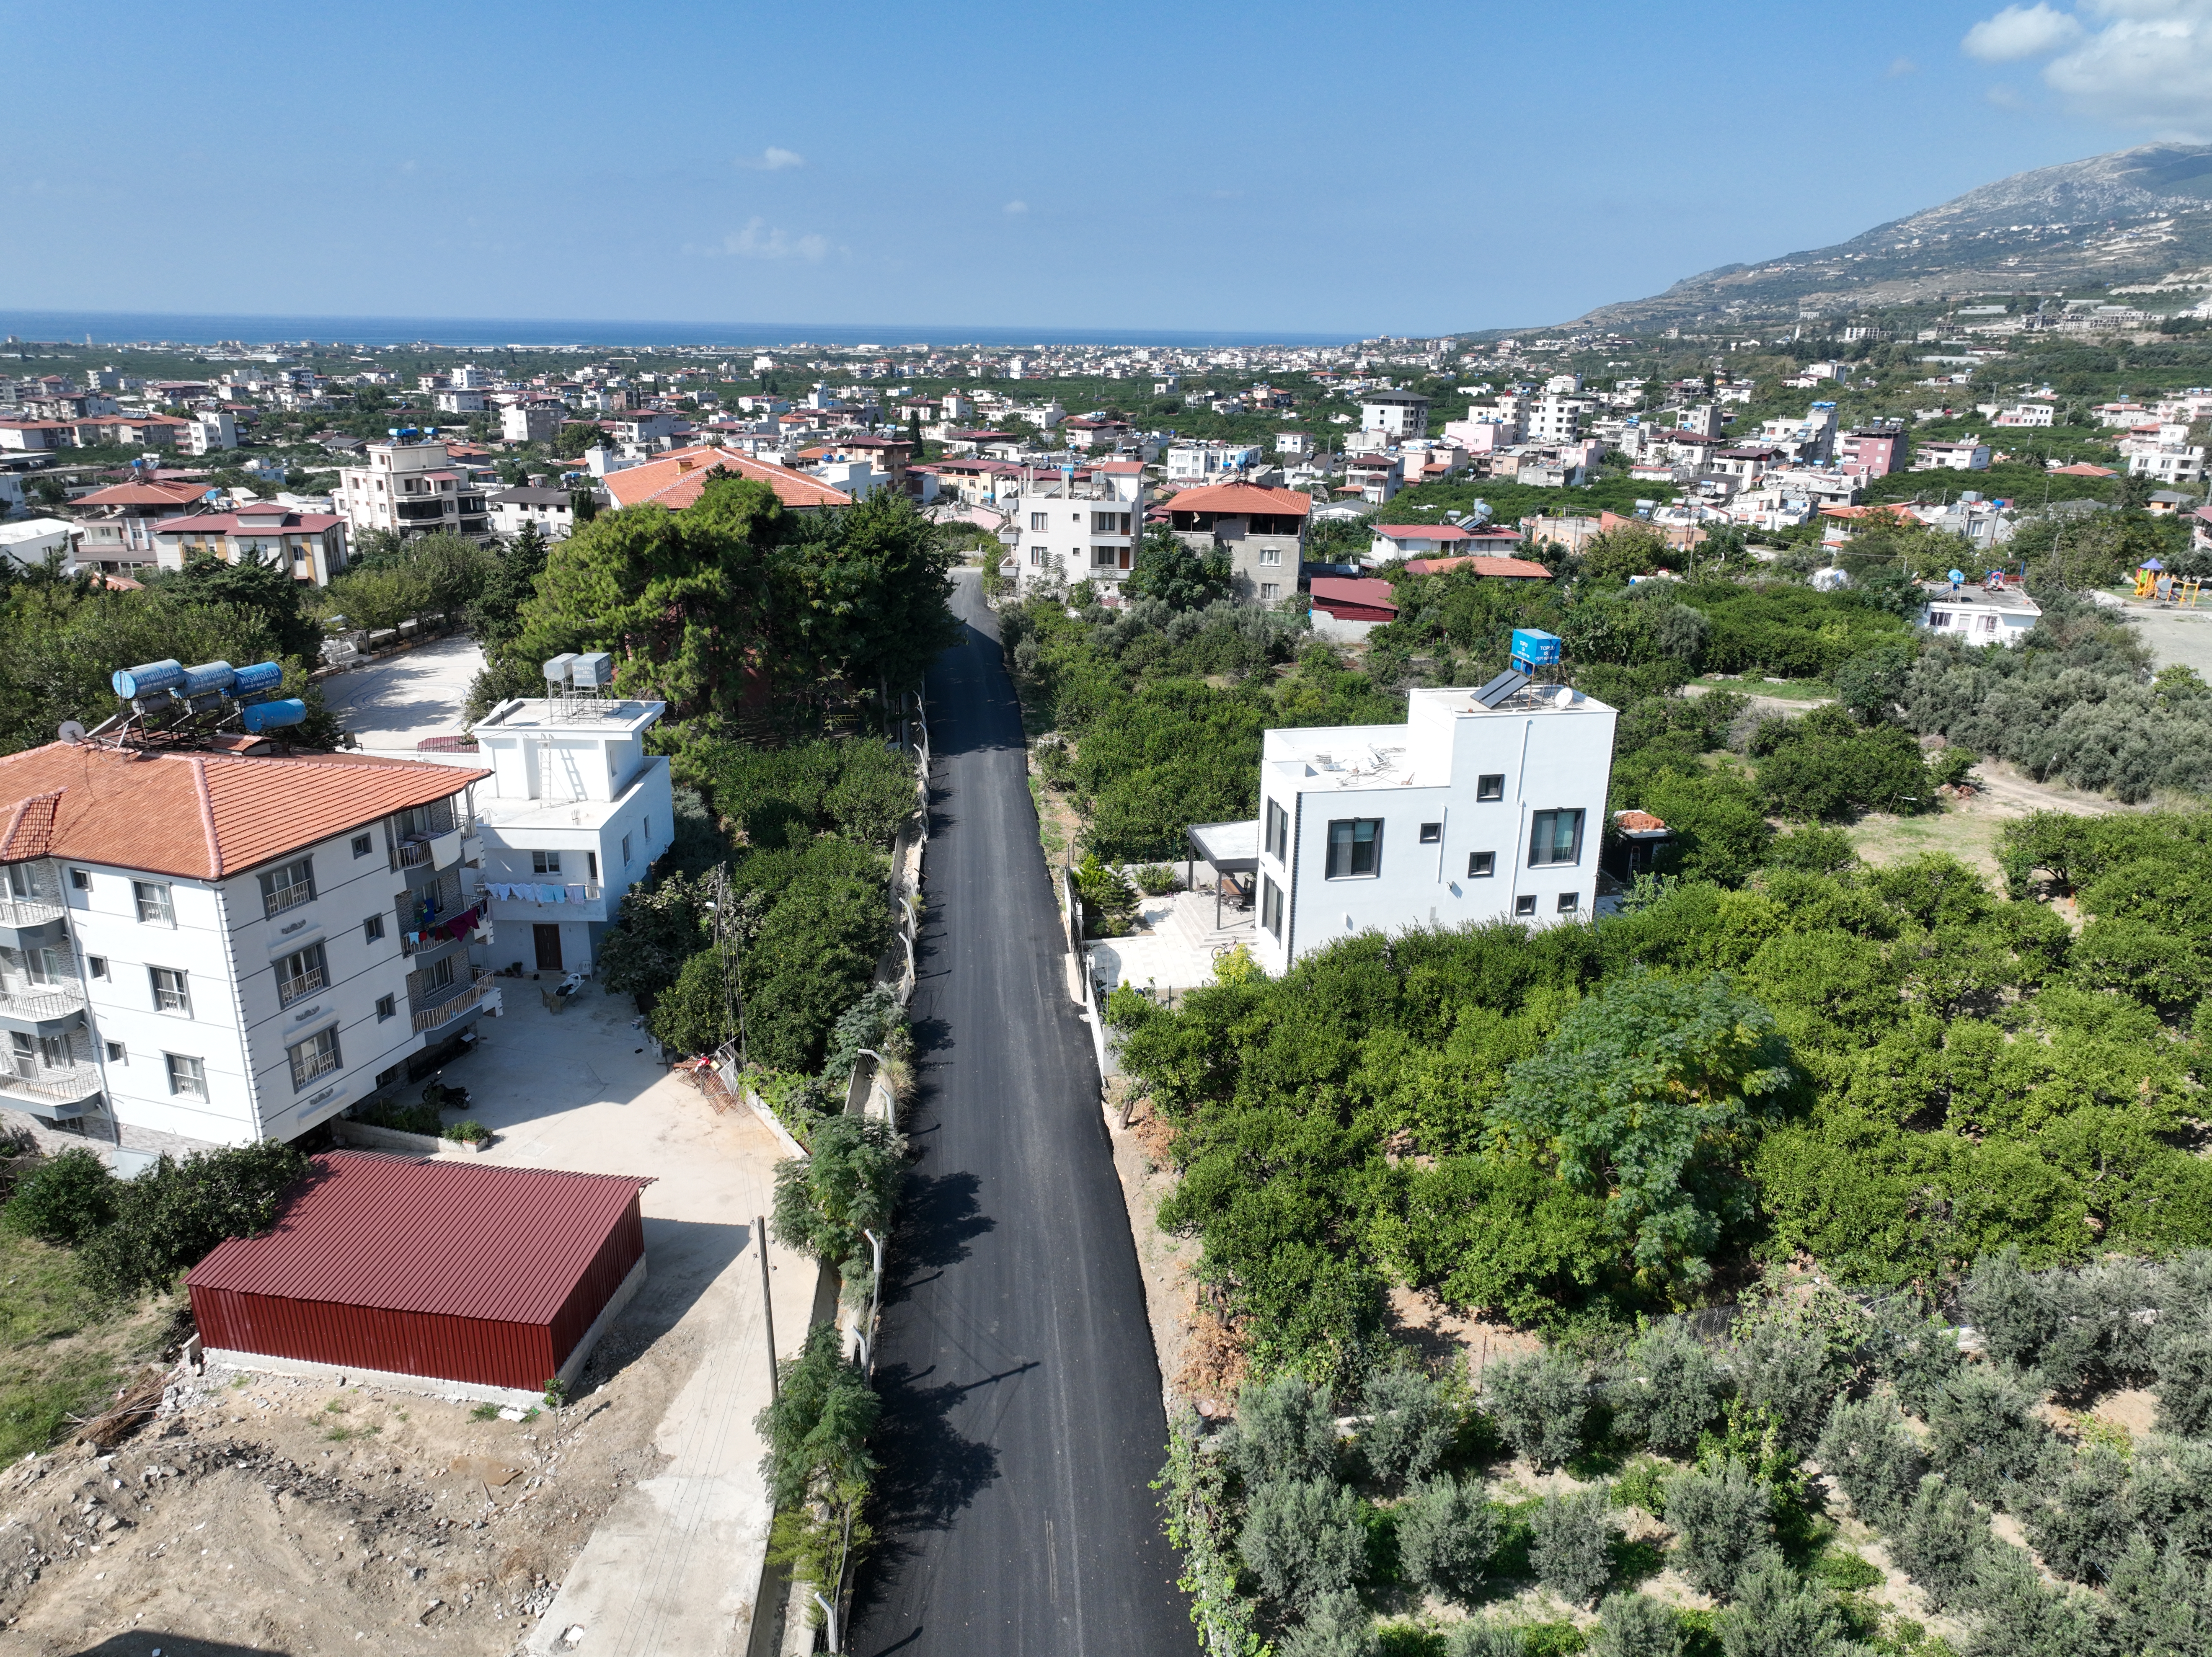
[1574,143,2212,331]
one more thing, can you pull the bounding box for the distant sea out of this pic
[0,308,1355,352]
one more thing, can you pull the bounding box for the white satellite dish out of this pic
[1553,687,1575,709]
[56,720,87,744]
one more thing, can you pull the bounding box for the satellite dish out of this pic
[56,720,87,744]
[1553,687,1575,709]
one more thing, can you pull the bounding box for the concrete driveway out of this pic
[321,633,487,753]
[430,986,817,1657]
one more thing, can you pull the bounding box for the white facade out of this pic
[1920,585,2040,647]
[1359,392,1430,439]
[450,696,675,976]
[1251,684,1618,973]
[1165,442,1264,481]
[186,412,238,454]
[1010,467,1146,592]
[336,438,491,539]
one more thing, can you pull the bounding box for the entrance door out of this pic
[533,923,563,972]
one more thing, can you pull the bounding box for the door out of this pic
[534,923,563,972]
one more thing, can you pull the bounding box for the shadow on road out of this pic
[850,1357,1006,1640]
[883,1169,991,1293]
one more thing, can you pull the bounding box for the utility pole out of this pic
[756,1213,778,1403]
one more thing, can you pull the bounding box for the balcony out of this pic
[0,983,85,1025]
[263,878,314,919]
[289,1044,340,1091]
[0,1061,101,1115]
[0,895,65,929]
[411,970,496,1033]
[394,500,449,523]
[276,965,326,1007]
[393,839,432,869]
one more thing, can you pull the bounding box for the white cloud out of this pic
[2041,0,2212,132]
[1003,199,1028,215]
[733,147,805,171]
[1963,3,2083,59]
[721,217,828,261]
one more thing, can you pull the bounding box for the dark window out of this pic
[1261,876,1284,938]
[352,833,374,858]
[1476,774,1505,802]
[1468,851,1495,878]
[87,955,108,978]
[364,914,385,943]
[1514,894,1537,917]
[1419,822,1442,844]
[1264,799,1288,862]
[68,868,89,890]
[1558,891,1581,913]
[376,994,396,1021]
[1325,818,1382,879]
[1528,809,1586,867]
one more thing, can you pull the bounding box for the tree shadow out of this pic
[848,1358,1005,1634]
[72,1640,288,1657]
[881,1169,991,1294]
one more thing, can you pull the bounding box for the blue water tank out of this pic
[179,661,237,697]
[241,699,307,734]
[112,659,185,698]
[1510,628,1562,668]
[230,661,284,697]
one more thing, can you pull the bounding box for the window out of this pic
[621,835,632,868]
[150,967,191,1015]
[274,942,326,1007]
[351,833,373,859]
[1029,511,1049,532]
[1514,894,1537,918]
[363,914,385,944]
[134,880,173,925]
[1261,876,1284,939]
[1264,799,1289,862]
[1419,822,1442,845]
[165,1053,207,1099]
[68,868,89,890]
[1468,851,1496,879]
[532,850,562,875]
[1258,547,1282,566]
[258,856,315,917]
[104,1042,124,1064]
[287,1028,340,1091]
[5,1034,28,1080]
[587,850,600,880]
[1528,809,1586,868]
[1261,582,1281,601]
[1093,546,1118,567]
[1557,891,1581,914]
[375,994,396,1022]
[1028,546,1045,566]
[37,1033,69,1070]
[1476,774,1505,803]
[87,955,108,979]
[1325,818,1382,879]
[421,953,456,992]
[643,817,651,844]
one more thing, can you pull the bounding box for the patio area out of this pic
[1087,885,1256,996]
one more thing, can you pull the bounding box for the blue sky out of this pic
[6,0,2208,337]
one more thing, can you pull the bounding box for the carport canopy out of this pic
[1186,818,1260,930]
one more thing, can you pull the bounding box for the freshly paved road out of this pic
[849,571,1190,1655]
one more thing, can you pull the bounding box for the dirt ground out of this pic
[0,1314,698,1657]
[1848,756,2139,883]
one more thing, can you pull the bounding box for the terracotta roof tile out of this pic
[0,743,488,880]
[601,446,851,512]
[1166,483,1313,516]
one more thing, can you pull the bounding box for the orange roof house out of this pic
[602,446,851,513]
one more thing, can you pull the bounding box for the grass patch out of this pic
[470,1401,501,1421]
[325,1423,381,1443]
[0,1229,170,1461]
[1849,803,2009,882]
[1691,675,1834,701]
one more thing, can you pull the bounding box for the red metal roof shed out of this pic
[188,1152,651,1391]
[1309,577,1400,622]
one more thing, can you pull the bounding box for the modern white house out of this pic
[1918,580,2041,647]
[336,436,491,541]
[1009,464,1147,593]
[1244,677,1618,973]
[0,740,497,1158]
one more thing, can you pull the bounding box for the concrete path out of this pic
[320,633,486,752]
[847,572,1189,1655]
[428,988,815,1657]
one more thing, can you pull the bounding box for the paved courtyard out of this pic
[1086,886,1255,996]
[320,633,487,753]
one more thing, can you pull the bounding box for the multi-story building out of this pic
[1837,422,1907,477]
[488,482,579,541]
[0,740,498,1156]
[186,412,238,454]
[336,436,491,541]
[1165,442,1265,481]
[1164,482,1310,605]
[1009,464,1146,592]
[72,477,212,574]
[1912,438,1992,472]
[501,403,566,444]
[1359,391,1430,439]
[148,503,350,585]
[1245,677,1618,973]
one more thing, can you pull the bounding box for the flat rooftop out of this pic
[1266,685,1614,791]
[475,696,666,734]
[1921,582,2041,614]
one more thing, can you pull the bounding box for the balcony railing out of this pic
[0,983,84,1022]
[393,839,432,869]
[263,880,314,918]
[494,881,601,905]
[276,967,325,1007]
[0,896,65,929]
[289,1045,340,1090]
[411,971,494,1033]
[0,1062,102,1106]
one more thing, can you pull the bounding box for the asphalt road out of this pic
[849,571,1190,1655]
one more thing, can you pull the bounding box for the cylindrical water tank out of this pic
[179,661,237,697]
[241,699,307,734]
[112,659,185,699]
[230,662,284,697]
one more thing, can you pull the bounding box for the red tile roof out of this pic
[1615,810,1669,833]
[0,743,488,880]
[188,1151,652,1327]
[1310,576,1399,617]
[2049,462,2118,477]
[601,446,851,512]
[1166,483,1313,516]
[152,511,343,537]
[73,480,209,509]
[1403,555,1553,579]
[1375,524,1475,540]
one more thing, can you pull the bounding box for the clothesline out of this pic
[483,882,592,904]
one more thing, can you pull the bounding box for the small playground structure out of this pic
[2134,559,2204,606]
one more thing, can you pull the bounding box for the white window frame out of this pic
[134,880,174,926]
[149,965,191,1016]
[287,1027,341,1092]
[165,1052,207,1099]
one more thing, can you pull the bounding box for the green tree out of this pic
[1531,1488,1614,1607]
[1395,1474,1496,1604]
[771,1113,904,1304]
[1665,1459,1773,1600]
[4,1148,118,1245]
[1125,528,1233,610]
[81,1141,310,1299]
[467,520,551,654]
[755,1322,879,1616]
[597,872,710,1000]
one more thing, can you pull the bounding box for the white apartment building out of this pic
[1246,676,1618,973]
[2127,440,2207,485]
[1912,438,1992,472]
[487,482,578,541]
[1527,395,1588,443]
[0,741,499,1156]
[1010,465,1147,592]
[1359,391,1430,439]
[1165,442,1265,481]
[421,676,674,976]
[186,412,238,454]
[336,436,491,540]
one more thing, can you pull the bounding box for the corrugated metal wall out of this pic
[191,1191,644,1391]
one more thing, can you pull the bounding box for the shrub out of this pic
[1395,1474,1496,1604]
[1530,1488,1613,1608]
[770,1114,904,1307]
[1962,1247,2060,1372]
[1608,1323,1724,1456]
[821,986,911,1088]
[1729,1311,1844,1460]
[1869,1298,1964,1418]
[1590,1590,1682,1657]
[5,1148,118,1246]
[1892,1476,1989,1610]
[1751,705,1936,819]
[1665,1458,1772,1600]
[754,1322,879,1601]
[1717,1551,1849,1657]
[1075,853,1141,937]
[80,1141,311,1299]
[358,1097,443,1135]
[440,1120,491,1144]
[1132,863,1182,896]
[1610,1455,1671,1518]
[1445,1623,1528,1657]
[1238,1475,1368,1613]
[1232,1373,1342,1487]
[1356,1364,1457,1490]
[1483,1352,1591,1471]
[1961,1545,2115,1657]
[2155,1325,2212,1437]
[2026,1446,2132,1585]
[596,870,709,1001]
[1103,980,1160,1032]
[1925,1363,2051,1510]
[1816,1396,1926,1530]
[1278,1589,1379,1657]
